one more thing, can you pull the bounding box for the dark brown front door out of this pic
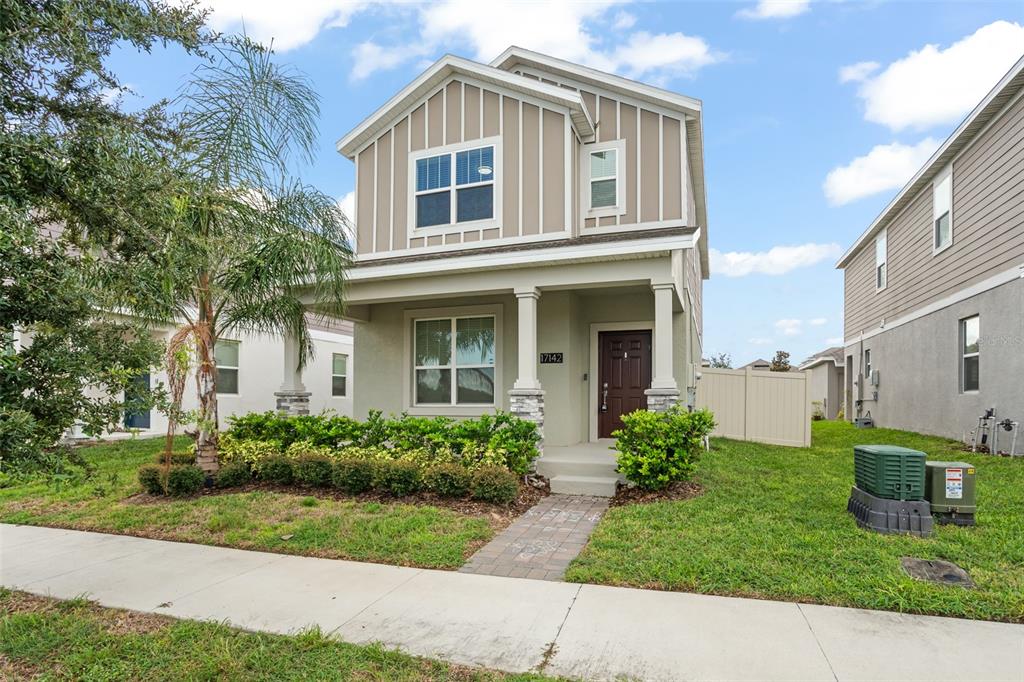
[598,330,652,438]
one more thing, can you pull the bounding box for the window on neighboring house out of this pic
[875,229,887,290]
[863,348,872,383]
[414,145,494,228]
[214,340,240,394]
[960,315,979,393]
[933,166,952,252]
[414,316,495,405]
[332,353,348,397]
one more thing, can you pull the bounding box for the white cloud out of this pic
[710,243,843,277]
[825,336,845,345]
[351,41,428,81]
[809,317,827,326]
[193,0,369,51]
[353,1,723,82]
[843,21,1024,132]
[337,191,355,220]
[775,319,803,336]
[748,337,774,345]
[736,0,810,20]
[823,137,940,205]
[838,61,878,84]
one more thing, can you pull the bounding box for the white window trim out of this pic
[407,135,502,239]
[874,228,887,292]
[863,348,872,382]
[581,138,627,219]
[933,164,953,255]
[215,339,240,396]
[331,352,348,397]
[960,315,979,394]
[402,304,503,416]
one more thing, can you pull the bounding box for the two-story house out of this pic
[837,54,1024,442]
[324,47,708,491]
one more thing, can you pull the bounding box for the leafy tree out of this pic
[0,0,211,470]
[770,350,791,372]
[708,353,732,369]
[118,42,352,474]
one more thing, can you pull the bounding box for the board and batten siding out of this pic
[845,89,1024,336]
[515,69,692,232]
[353,78,569,255]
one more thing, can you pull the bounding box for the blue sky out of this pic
[108,1,1024,366]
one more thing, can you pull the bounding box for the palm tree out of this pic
[126,40,351,474]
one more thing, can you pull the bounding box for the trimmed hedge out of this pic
[613,406,714,490]
[376,460,423,497]
[259,455,294,485]
[137,464,165,495]
[166,465,205,497]
[215,462,251,488]
[153,451,195,466]
[424,463,472,498]
[470,466,519,504]
[292,454,334,487]
[332,459,376,494]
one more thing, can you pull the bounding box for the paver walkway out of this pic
[3,524,1023,682]
[459,494,608,580]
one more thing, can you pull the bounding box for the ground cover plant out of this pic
[0,437,503,569]
[0,590,559,681]
[569,420,1024,622]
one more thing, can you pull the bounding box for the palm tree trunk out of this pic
[194,286,219,475]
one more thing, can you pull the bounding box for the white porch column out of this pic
[275,331,310,416]
[646,282,681,412]
[509,287,544,452]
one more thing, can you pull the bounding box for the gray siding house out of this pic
[798,347,845,420]
[837,54,1024,441]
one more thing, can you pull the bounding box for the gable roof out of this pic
[836,53,1024,269]
[798,346,845,370]
[741,358,771,369]
[491,46,709,278]
[336,54,595,159]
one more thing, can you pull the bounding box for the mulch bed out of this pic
[609,480,703,507]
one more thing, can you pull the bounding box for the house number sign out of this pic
[539,353,563,364]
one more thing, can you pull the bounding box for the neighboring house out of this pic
[837,54,1024,441]
[798,347,845,420]
[740,359,771,371]
[40,314,355,439]
[327,47,708,475]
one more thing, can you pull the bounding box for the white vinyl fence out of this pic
[696,367,812,447]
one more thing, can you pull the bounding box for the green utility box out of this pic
[854,445,926,501]
[925,461,977,526]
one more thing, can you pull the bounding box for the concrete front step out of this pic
[536,457,620,480]
[549,474,618,497]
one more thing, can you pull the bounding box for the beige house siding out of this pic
[353,77,572,255]
[845,91,1024,337]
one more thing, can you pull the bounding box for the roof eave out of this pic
[336,54,595,159]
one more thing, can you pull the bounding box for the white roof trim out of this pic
[336,54,595,158]
[798,356,841,371]
[490,46,702,116]
[837,54,1024,269]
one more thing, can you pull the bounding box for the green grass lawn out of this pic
[0,437,492,569]
[566,420,1024,622]
[0,590,558,681]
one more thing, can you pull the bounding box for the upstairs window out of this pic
[933,165,952,252]
[582,140,626,217]
[215,340,240,395]
[960,315,979,393]
[414,144,495,229]
[875,229,887,290]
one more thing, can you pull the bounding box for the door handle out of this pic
[601,382,608,413]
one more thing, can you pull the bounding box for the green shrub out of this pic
[376,459,423,497]
[214,461,251,488]
[424,463,472,498]
[292,453,334,487]
[226,411,362,449]
[153,451,195,466]
[259,455,294,485]
[218,434,281,473]
[470,466,519,504]
[165,465,205,497]
[332,458,376,494]
[137,464,165,495]
[613,406,714,490]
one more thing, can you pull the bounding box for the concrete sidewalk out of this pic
[2,524,1021,681]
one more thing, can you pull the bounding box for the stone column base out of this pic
[275,391,311,416]
[509,388,545,455]
[644,388,681,413]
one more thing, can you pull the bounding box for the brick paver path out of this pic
[459,494,609,581]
